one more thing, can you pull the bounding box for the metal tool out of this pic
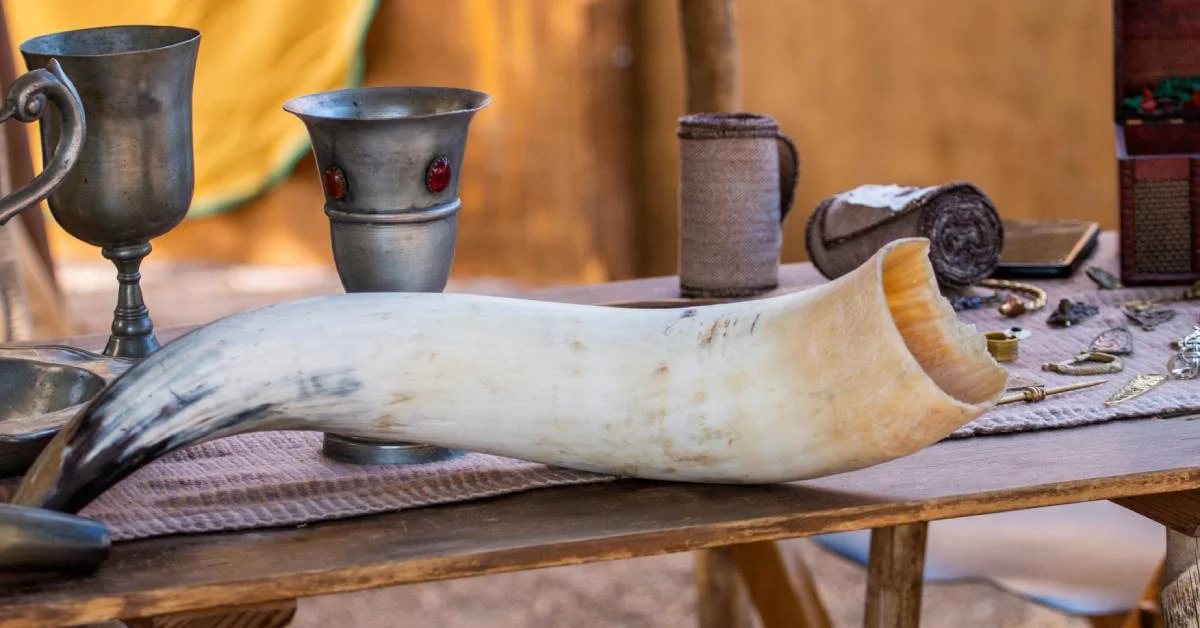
[0,503,109,572]
[997,379,1108,405]
[21,25,201,359]
[285,86,491,465]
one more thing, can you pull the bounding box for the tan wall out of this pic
[44,0,1117,285]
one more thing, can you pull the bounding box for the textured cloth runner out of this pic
[0,434,609,542]
[4,234,1198,542]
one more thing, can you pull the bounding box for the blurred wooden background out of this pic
[41,0,1116,287]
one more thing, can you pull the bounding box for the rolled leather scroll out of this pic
[805,182,1004,287]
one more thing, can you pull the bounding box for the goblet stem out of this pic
[101,242,159,359]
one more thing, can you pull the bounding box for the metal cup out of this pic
[20,25,201,359]
[285,86,491,464]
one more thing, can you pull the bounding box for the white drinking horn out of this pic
[14,237,1006,512]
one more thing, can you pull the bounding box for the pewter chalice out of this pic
[20,25,200,359]
[285,86,491,464]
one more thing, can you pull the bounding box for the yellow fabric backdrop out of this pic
[5,0,378,217]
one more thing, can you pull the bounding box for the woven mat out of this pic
[4,234,1199,543]
[0,434,610,542]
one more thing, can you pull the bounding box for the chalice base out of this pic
[101,243,161,359]
[321,434,461,465]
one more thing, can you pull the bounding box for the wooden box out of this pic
[1116,0,1200,284]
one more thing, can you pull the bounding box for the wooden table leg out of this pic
[695,547,753,628]
[121,600,298,628]
[1163,530,1200,628]
[864,522,928,628]
[730,541,832,628]
[1113,490,1200,627]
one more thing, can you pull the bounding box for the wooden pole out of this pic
[677,0,741,113]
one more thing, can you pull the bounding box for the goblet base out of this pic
[321,434,461,465]
[101,243,160,359]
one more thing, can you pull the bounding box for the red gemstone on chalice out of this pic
[426,157,451,193]
[323,166,347,200]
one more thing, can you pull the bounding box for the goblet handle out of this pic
[0,59,85,225]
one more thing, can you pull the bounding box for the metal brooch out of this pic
[1122,306,1176,332]
[1042,352,1124,376]
[1086,267,1124,290]
[1046,299,1100,328]
[1088,326,1134,355]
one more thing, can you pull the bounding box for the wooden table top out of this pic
[3,260,1198,626]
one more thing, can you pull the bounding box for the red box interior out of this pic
[1116,0,1200,156]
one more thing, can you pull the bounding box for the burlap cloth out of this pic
[3,235,1198,542]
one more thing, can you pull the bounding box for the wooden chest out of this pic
[1116,0,1200,284]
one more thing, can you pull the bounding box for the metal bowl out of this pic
[0,345,132,477]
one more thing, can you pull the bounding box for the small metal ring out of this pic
[984,331,1019,362]
[324,198,460,224]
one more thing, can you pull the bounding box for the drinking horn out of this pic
[14,238,1007,513]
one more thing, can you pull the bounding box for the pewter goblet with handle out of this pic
[21,25,200,359]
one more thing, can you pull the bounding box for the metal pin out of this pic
[997,379,1109,405]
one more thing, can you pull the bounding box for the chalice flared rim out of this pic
[283,86,492,122]
[20,25,200,59]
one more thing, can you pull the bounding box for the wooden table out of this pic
[2,265,1200,628]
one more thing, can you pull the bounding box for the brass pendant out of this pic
[1104,374,1170,407]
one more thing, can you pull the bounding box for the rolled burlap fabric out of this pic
[677,112,799,298]
[805,182,1004,287]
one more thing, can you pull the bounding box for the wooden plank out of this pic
[1163,530,1200,628]
[694,547,752,628]
[1114,490,1200,537]
[864,523,928,628]
[4,416,1200,626]
[730,541,831,628]
[122,600,296,628]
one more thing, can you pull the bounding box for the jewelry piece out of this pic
[1168,326,1200,379]
[1042,351,1123,376]
[1046,299,1100,328]
[1104,327,1200,407]
[1105,374,1169,407]
[1118,280,1200,313]
[1086,267,1123,290]
[1088,326,1133,355]
[997,379,1108,405]
[984,331,1019,362]
[999,295,1026,317]
[979,278,1047,318]
[1123,306,1176,332]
